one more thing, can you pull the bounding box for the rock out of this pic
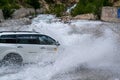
[61,16,72,23]
[36,8,45,14]
[0,18,31,27]
[101,7,120,23]
[40,0,50,11]
[114,0,120,7]
[12,8,35,19]
[70,0,79,3]
[74,13,97,20]
[0,10,4,22]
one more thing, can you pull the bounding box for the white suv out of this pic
[0,31,60,65]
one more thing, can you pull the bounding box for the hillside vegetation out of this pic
[0,0,116,19]
[0,0,40,9]
[71,0,112,19]
[0,0,40,19]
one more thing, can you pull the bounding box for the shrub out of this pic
[26,0,40,10]
[2,5,14,19]
[50,4,65,17]
[0,0,20,9]
[44,0,54,3]
[0,0,7,6]
[71,0,112,19]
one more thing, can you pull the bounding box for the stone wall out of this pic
[101,7,120,22]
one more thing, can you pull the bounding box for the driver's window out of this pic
[39,35,55,45]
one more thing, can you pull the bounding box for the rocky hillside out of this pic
[0,0,79,19]
[0,0,119,20]
[0,0,78,12]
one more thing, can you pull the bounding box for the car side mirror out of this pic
[55,41,60,46]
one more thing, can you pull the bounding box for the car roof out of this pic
[0,31,39,35]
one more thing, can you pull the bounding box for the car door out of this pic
[38,35,59,62]
[38,35,58,53]
[16,34,41,62]
[16,34,41,53]
[0,34,17,55]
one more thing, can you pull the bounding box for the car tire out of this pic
[2,53,23,66]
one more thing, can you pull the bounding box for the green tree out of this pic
[26,0,40,14]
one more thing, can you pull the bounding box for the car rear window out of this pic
[0,35,16,43]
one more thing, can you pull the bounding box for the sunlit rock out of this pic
[74,13,97,20]
[12,8,35,19]
[101,7,120,23]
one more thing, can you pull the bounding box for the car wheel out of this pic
[2,53,23,66]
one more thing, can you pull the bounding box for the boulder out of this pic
[36,8,45,14]
[74,13,97,20]
[101,7,120,22]
[61,16,72,22]
[70,0,79,3]
[114,0,120,7]
[0,10,4,21]
[12,8,35,19]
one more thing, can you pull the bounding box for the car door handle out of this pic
[29,52,37,53]
[17,46,23,48]
[40,47,46,49]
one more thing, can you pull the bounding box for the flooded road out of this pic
[0,15,120,80]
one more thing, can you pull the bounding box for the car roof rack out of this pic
[0,31,39,33]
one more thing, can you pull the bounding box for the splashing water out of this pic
[0,15,120,80]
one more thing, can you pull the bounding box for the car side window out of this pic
[39,35,56,45]
[17,35,40,44]
[0,35,16,43]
